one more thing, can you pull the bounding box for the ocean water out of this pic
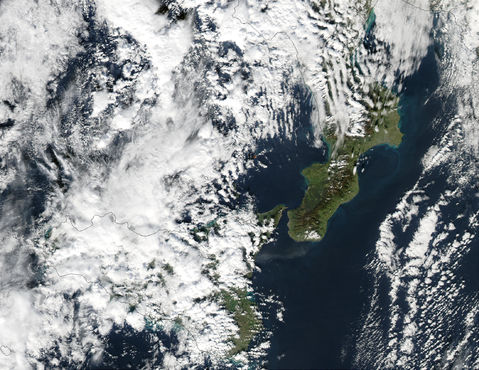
[251,46,448,368]
[238,85,327,214]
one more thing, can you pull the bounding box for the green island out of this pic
[287,84,402,241]
[220,288,261,356]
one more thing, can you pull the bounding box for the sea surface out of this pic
[250,45,454,368]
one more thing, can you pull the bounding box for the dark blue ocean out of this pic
[85,33,479,370]
[249,45,465,368]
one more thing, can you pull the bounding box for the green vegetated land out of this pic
[220,288,261,356]
[251,204,287,248]
[287,84,402,242]
[257,204,287,228]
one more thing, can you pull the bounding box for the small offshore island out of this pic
[259,84,403,242]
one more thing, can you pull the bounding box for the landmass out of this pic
[257,204,287,228]
[251,204,287,248]
[288,84,402,241]
[220,288,261,356]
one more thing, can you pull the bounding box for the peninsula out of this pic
[287,84,402,241]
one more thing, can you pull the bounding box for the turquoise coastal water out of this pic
[365,9,376,34]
